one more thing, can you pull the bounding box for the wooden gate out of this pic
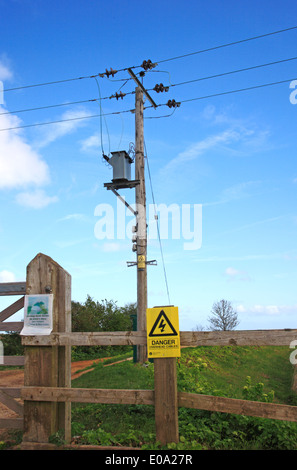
[1,253,297,449]
[0,282,25,430]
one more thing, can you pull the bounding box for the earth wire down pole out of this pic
[135,86,147,363]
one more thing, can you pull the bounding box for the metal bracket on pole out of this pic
[127,260,157,267]
[127,68,158,109]
[110,188,137,217]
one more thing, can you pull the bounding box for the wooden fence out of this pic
[1,253,297,449]
[0,281,25,431]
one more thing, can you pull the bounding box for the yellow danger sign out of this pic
[146,306,180,358]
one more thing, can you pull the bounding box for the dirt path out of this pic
[0,357,118,389]
[0,357,133,430]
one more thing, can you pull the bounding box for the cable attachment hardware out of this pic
[110,91,126,100]
[141,59,157,71]
[166,99,181,108]
[128,142,135,161]
[99,68,118,78]
[153,83,169,93]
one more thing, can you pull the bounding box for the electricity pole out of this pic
[127,69,157,363]
[135,86,147,362]
[104,67,160,363]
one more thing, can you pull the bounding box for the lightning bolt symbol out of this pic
[159,319,166,332]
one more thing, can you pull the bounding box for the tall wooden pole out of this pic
[135,86,147,363]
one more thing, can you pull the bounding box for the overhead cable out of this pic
[145,142,171,305]
[3,25,297,94]
[156,25,297,65]
[163,55,297,91]
[0,76,295,132]
[2,54,296,117]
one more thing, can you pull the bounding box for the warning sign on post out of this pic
[146,306,180,358]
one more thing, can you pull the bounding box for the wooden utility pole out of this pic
[127,68,157,363]
[135,86,147,363]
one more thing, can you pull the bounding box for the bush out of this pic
[0,332,23,356]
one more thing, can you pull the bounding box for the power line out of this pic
[169,77,296,105]
[163,55,297,91]
[0,76,295,132]
[2,70,133,93]
[0,108,134,132]
[2,55,296,118]
[145,142,171,305]
[3,25,297,95]
[0,98,99,116]
[3,74,99,93]
[157,25,297,64]
[144,76,296,111]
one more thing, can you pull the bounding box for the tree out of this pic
[71,296,137,358]
[71,295,136,332]
[208,299,239,331]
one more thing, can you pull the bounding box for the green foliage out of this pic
[242,376,274,403]
[49,430,66,446]
[72,296,135,332]
[80,428,117,446]
[71,296,136,359]
[70,346,297,450]
[0,431,22,449]
[0,332,24,356]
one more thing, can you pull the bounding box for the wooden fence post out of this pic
[22,253,71,444]
[154,357,179,445]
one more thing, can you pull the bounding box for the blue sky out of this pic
[0,0,296,331]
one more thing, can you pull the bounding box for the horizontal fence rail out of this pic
[21,386,297,423]
[21,328,297,347]
[178,392,297,422]
[22,387,154,406]
[0,322,23,332]
[0,418,23,430]
[2,356,24,366]
[0,283,26,296]
[20,328,297,433]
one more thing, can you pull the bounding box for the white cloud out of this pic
[0,56,13,81]
[57,213,88,222]
[0,109,50,189]
[0,270,15,282]
[164,129,239,171]
[204,180,260,207]
[102,242,122,252]
[15,189,58,209]
[253,305,280,315]
[54,237,91,248]
[36,107,90,148]
[236,303,297,316]
[165,109,271,174]
[80,133,100,152]
[221,181,260,203]
[225,266,251,281]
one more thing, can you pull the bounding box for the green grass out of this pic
[69,346,297,450]
[73,360,154,390]
[179,346,295,403]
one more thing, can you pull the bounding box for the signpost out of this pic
[148,305,180,444]
[147,306,180,358]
